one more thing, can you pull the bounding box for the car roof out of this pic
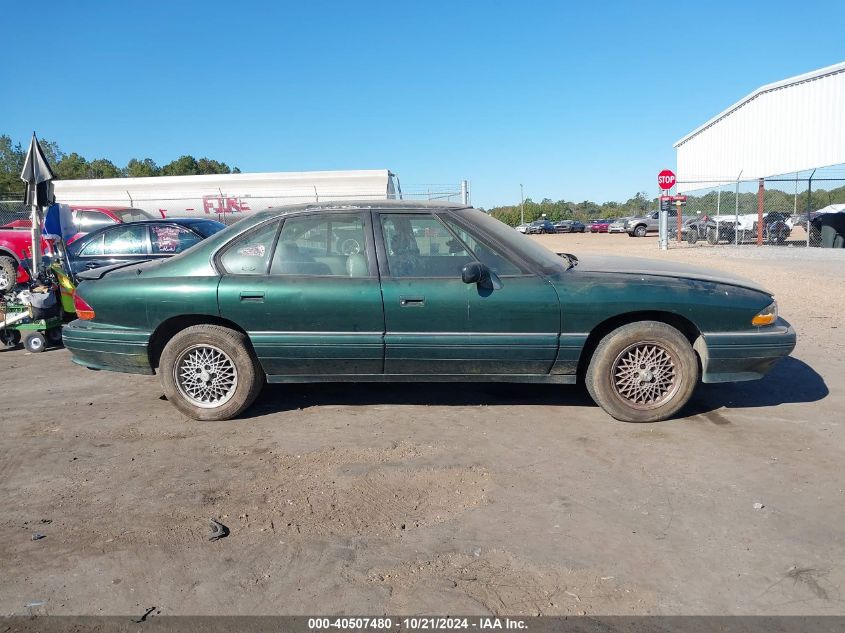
[250,199,471,221]
[112,218,222,226]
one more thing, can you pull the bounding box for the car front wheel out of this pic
[159,324,265,421]
[585,321,699,422]
[634,225,647,237]
[0,256,17,292]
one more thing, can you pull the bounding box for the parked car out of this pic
[626,209,677,237]
[515,223,529,233]
[554,220,586,233]
[65,218,226,276]
[589,219,610,233]
[608,218,629,233]
[525,219,556,234]
[52,219,225,314]
[684,213,791,245]
[63,201,795,424]
[0,205,159,292]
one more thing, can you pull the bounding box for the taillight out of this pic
[74,294,96,320]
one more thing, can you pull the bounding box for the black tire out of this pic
[687,230,699,244]
[585,321,699,423]
[1,329,21,349]
[0,256,17,292]
[634,225,647,237]
[46,327,63,345]
[159,324,265,421]
[706,228,719,245]
[24,332,46,353]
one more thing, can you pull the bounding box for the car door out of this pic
[217,212,384,378]
[71,224,150,274]
[375,211,560,376]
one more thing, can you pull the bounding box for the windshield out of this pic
[455,208,568,275]
[111,208,156,222]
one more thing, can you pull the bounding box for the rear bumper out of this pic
[62,320,154,375]
[695,318,796,383]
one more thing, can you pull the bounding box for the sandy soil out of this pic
[1,233,843,617]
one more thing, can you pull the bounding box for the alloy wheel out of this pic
[173,344,239,408]
[611,342,680,410]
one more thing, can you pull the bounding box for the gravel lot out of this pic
[1,234,843,617]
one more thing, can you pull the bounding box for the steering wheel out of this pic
[340,238,361,256]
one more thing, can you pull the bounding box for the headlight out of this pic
[752,301,777,326]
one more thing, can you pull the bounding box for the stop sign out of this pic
[658,169,676,190]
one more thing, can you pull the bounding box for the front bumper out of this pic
[62,319,154,375]
[695,318,796,383]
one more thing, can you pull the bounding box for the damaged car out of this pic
[63,201,796,423]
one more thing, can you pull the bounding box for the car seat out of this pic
[346,254,368,277]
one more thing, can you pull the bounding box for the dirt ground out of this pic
[1,233,844,617]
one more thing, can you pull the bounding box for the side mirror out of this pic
[461,262,502,291]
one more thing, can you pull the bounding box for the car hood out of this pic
[569,254,771,294]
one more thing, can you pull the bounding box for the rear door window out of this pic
[102,225,149,255]
[271,213,370,277]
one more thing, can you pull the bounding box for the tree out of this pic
[55,153,90,180]
[160,155,199,176]
[38,138,64,167]
[0,135,24,193]
[125,158,160,178]
[196,157,232,175]
[88,158,122,179]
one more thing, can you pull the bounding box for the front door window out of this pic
[380,214,474,277]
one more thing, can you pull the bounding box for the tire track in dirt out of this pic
[366,549,655,615]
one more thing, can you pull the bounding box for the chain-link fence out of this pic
[672,167,845,248]
[0,199,29,228]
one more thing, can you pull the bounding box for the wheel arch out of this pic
[0,246,21,263]
[148,314,250,370]
[576,310,702,381]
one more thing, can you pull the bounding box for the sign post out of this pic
[657,170,676,251]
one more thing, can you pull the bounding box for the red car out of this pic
[0,206,158,291]
[589,219,610,233]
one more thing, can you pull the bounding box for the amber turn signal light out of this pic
[752,302,777,326]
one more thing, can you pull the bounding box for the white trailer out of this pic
[52,169,399,221]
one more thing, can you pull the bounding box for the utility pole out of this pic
[520,184,525,225]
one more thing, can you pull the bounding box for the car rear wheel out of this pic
[0,256,17,292]
[634,225,647,237]
[706,228,719,244]
[159,324,264,421]
[586,321,699,422]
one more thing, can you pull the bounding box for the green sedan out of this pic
[63,201,796,423]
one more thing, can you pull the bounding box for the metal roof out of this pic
[674,61,845,191]
[674,61,845,147]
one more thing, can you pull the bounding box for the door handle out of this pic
[399,296,425,307]
[239,291,265,303]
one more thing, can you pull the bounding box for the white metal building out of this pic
[674,61,845,193]
[52,169,398,219]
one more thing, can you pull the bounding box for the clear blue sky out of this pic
[2,1,843,208]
